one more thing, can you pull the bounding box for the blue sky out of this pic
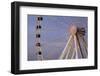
[28,15,88,61]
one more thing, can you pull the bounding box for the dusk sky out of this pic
[28,15,88,61]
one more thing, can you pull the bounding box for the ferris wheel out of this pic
[59,25,87,59]
[35,16,43,60]
[35,16,87,60]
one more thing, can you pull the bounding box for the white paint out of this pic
[74,35,78,59]
[60,35,73,59]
